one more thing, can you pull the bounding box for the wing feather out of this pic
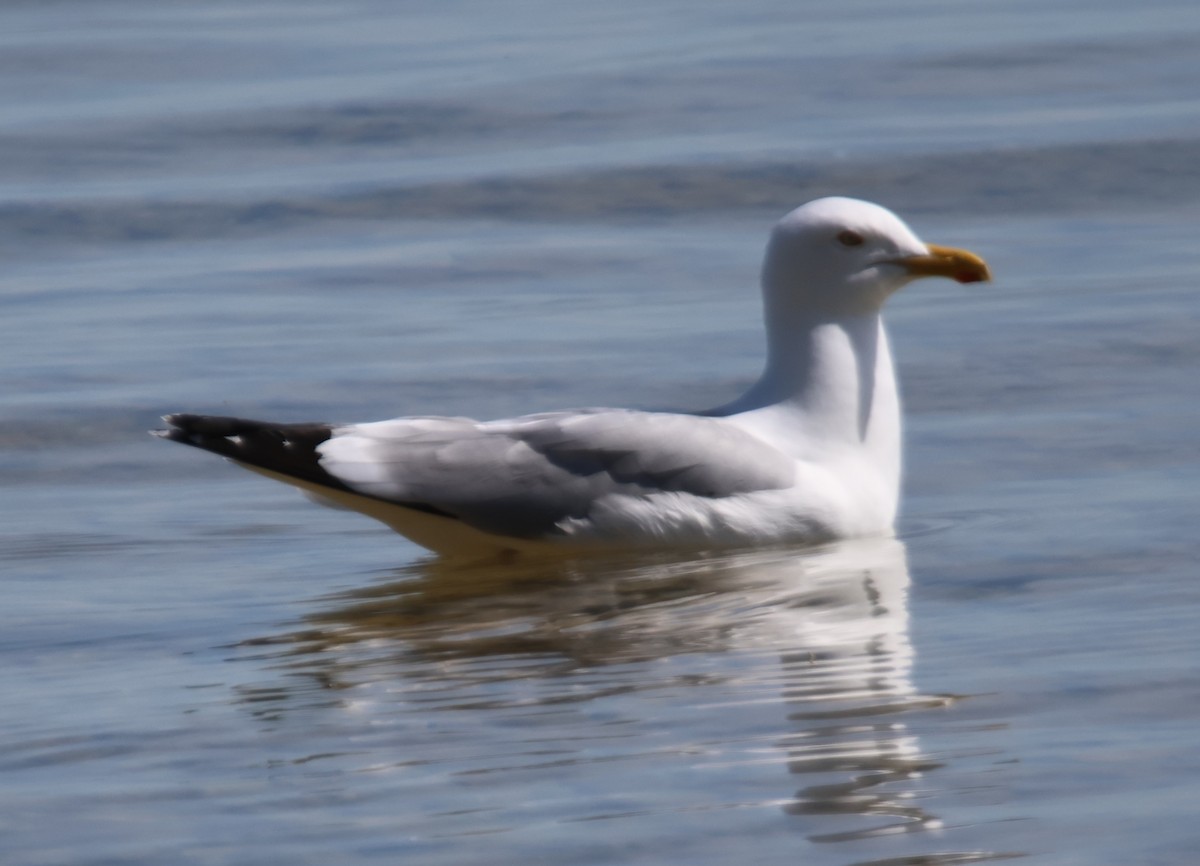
[318,409,795,538]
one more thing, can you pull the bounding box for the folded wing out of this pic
[318,409,797,538]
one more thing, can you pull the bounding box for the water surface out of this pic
[2,1,1199,864]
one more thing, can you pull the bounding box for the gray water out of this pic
[3,1,1199,864]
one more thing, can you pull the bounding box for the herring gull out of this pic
[157,197,990,559]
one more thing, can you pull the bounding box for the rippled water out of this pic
[3,1,1199,864]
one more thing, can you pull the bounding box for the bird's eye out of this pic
[837,230,865,247]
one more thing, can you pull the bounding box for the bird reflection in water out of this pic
[236,539,1015,863]
[760,541,953,844]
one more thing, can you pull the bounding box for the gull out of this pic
[157,197,990,559]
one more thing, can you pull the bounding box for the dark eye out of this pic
[837,229,865,247]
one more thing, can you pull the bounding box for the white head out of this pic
[762,197,990,319]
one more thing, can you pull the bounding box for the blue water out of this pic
[3,1,1199,864]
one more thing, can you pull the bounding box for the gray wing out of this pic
[317,409,796,538]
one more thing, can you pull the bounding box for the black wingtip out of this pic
[154,411,457,522]
[160,413,263,437]
[153,413,236,447]
[152,414,193,442]
[153,412,341,482]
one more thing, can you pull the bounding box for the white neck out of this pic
[715,311,902,500]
